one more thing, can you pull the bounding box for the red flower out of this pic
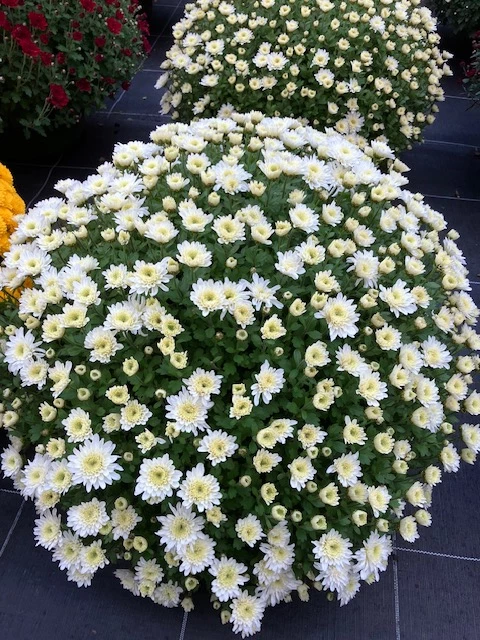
[0,0,24,6]
[76,78,92,93]
[94,53,104,63]
[121,47,132,57]
[94,35,106,48]
[28,11,48,31]
[142,35,151,54]
[48,84,69,108]
[39,33,49,44]
[11,24,32,43]
[72,30,83,41]
[79,0,96,11]
[39,51,53,66]
[121,80,130,90]
[106,17,122,34]
[19,39,41,58]
[0,10,11,30]
[56,52,66,65]
[115,9,124,20]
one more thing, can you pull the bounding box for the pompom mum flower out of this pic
[0,114,479,635]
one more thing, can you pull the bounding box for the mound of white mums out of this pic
[158,0,452,151]
[1,113,479,637]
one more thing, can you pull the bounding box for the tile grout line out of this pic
[0,488,21,495]
[395,547,480,562]
[0,500,25,560]
[393,534,401,640]
[178,610,189,640]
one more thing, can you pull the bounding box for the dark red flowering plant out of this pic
[463,32,480,103]
[0,0,150,137]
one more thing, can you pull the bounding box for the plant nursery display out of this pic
[427,0,480,35]
[158,0,453,152]
[1,113,480,637]
[0,0,150,137]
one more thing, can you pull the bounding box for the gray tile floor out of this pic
[1,2,480,639]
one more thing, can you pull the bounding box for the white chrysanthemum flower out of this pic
[269,418,297,444]
[197,430,238,466]
[67,566,95,588]
[177,463,221,512]
[235,514,264,548]
[19,357,49,389]
[134,455,182,503]
[66,498,109,537]
[177,533,216,575]
[251,360,285,405]
[84,327,123,364]
[67,434,123,492]
[48,360,72,398]
[316,293,360,340]
[242,273,282,310]
[190,278,226,316]
[305,341,330,368]
[53,531,83,571]
[79,540,109,574]
[274,250,306,280]
[288,456,316,490]
[213,215,246,244]
[317,564,351,593]
[312,529,353,570]
[33,508,62,550]
[337,573,361,606]
[230,591,266,638]
[165,388,210,434]
[153,581,183,608]
[47,460,73,494]
[399,515,419,543]
[104,300,143,334]
[354,531,392,581]
[61,407,93,443]
[120,400,152,431]
[289,203,319,233]
[367,486,391,517]
[335,345,369,377]
[260,541,295,573]
[176,240,213,267]
[183,368,223,402]
[327,452,362,487]
[356,371,389,407]
[21,453,51,498]
[1,444,23,478]
[399,343,423,374]
[440,443,461,473]
[111,505,142,540]
[379,280,417,317]
[209,556,248,602]
[157,503,204,552]
[343,416,368,446]
[421,336,452,369]
[461,424,480,453]
[4,327,45,374]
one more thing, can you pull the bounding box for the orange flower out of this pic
[0,163,25,262]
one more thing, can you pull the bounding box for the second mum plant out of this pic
[0,0,150,138]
